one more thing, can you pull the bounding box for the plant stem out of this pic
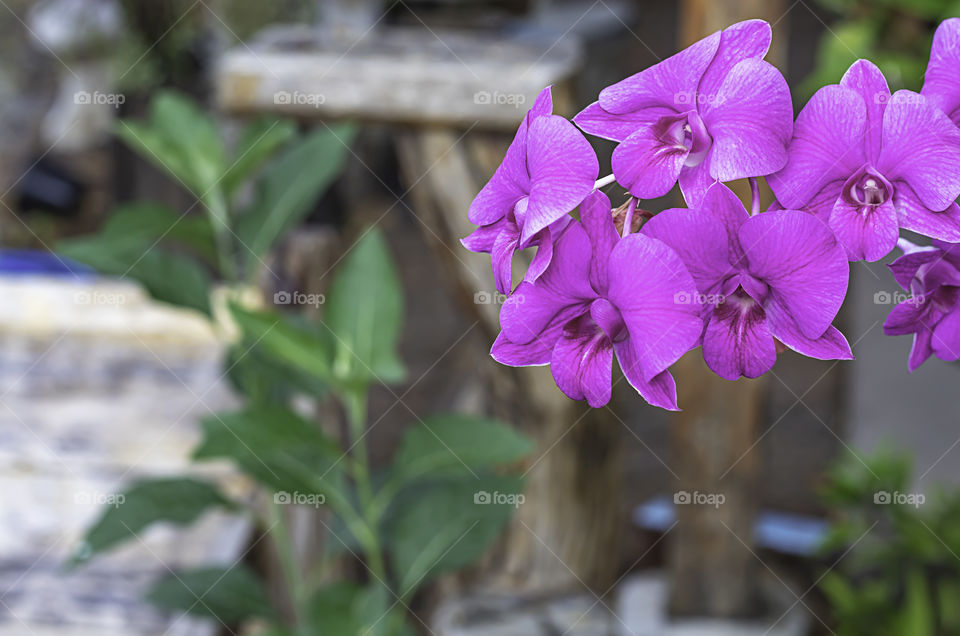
[344,387,393,635]
[749,176,761,216]
[268,501,310,635]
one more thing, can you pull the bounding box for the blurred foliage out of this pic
[800,0,960,101]
[818,447,960,635]
[61,91,531,635]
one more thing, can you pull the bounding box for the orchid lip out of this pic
[653,110,712,167]
[842,166,893,210]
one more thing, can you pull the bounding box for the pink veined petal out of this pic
[522,115,599,244]
[490,318,564,367]
[461,217,504,254]
[606,234,703,380]
[614,338,680,411]
[739,209,849,338]
[704,59,793,182]
[894,181,960,243]
[921,18,960,127]
[697,19,772,120]
[579,190,620,294]
[678,154,718,207]
[524,227,554,286]
[878,90,960,212]
[599,30,721,115]
[491,225,521,294]
[699,182,750,260]
[640,206,732,294]
[909,329,935,371]
[702,300,777,381]
[528,85,554,121]
[767,85,866,209]
[550,319,614,408]
[468,170,527,227]
[612,126,688,199]
[839,59,890,161]
[573,101,673,143]
[499,222,596,344]
[883,298,928,336]
[773,319,853,361]
[829,196,900,262]
[932,309,960,361]
[887,247,941,290]
[801,179,845,223]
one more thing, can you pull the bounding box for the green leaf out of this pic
[896,568,935,636]
[221,118,297,196]
[386,475,522,594]
[117,91,225,196]
[73,478,233,564]
[236,124,356,269]
[224,337,328,404]
[391,414,533,483]
[324,227,406,386]
[97,202,218,263]
[146,565,274,624]
[58,238,212,315]
[193,404,345,502]
[229,305,334,384]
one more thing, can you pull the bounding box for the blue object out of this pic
[0,250,93,276]
[634,495,830,557]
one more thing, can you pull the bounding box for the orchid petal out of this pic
[612,126,687,199]
[878,90,960,212]
[895,182,960,243]
[551,317,613,408]
[615,339,680,410]
[839,59,890,160]
[702,301,777,380]
[922,18,960,127]
[829,197,899,262]
[768,85,866,209]
[522,115,599,243]
[739,210,848,338]
[606,234,703,380]
[704,59,793,182]
[697,19,772,120]
[599,30,721,114]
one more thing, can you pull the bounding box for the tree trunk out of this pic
[667,0,786,617]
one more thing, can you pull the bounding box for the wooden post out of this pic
[667,0,786,617]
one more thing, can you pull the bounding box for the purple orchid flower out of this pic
[573,19,792,206]
[922,18,960,127]
[490,190,703,410]
[883,239,960,371]
[463,86,599,294]
[768,59,960,262]
[641,184,852,380]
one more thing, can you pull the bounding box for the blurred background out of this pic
[1,0,960,634]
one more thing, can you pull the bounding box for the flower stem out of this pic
[594,174,617,189]
[622,198,637,238]
[749,177,761,216]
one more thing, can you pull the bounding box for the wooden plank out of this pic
[216,25,581,130]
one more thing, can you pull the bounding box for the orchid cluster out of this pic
[464,18,960,410]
